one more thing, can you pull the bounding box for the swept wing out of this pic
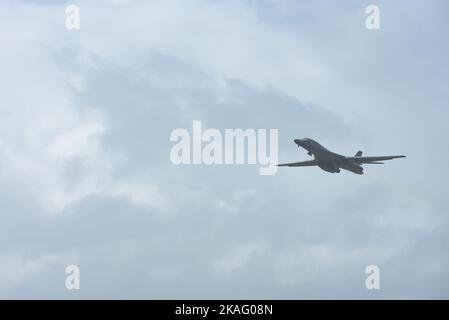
[277,159,319,167]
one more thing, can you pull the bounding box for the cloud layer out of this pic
[0,0,448,298]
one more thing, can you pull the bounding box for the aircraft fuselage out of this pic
[294,139,364,174]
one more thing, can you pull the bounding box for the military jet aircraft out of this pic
[278,138,405,175]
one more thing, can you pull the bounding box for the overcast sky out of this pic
[0,0,448,299]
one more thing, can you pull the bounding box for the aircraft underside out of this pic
[318,161,364,175]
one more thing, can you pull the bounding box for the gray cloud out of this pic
[0,0,448,298]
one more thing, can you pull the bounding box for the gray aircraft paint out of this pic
[278,138,405,175]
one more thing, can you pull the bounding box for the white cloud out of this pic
[213,243,268,274]
[0,0,448,299]
[0,253,76,293]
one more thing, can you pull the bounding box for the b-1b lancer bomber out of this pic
[278,138,405,175]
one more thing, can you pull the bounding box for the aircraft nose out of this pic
[294,139,302,147]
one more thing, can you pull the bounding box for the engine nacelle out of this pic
[318,163,340,173]
[343,161,364,175]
